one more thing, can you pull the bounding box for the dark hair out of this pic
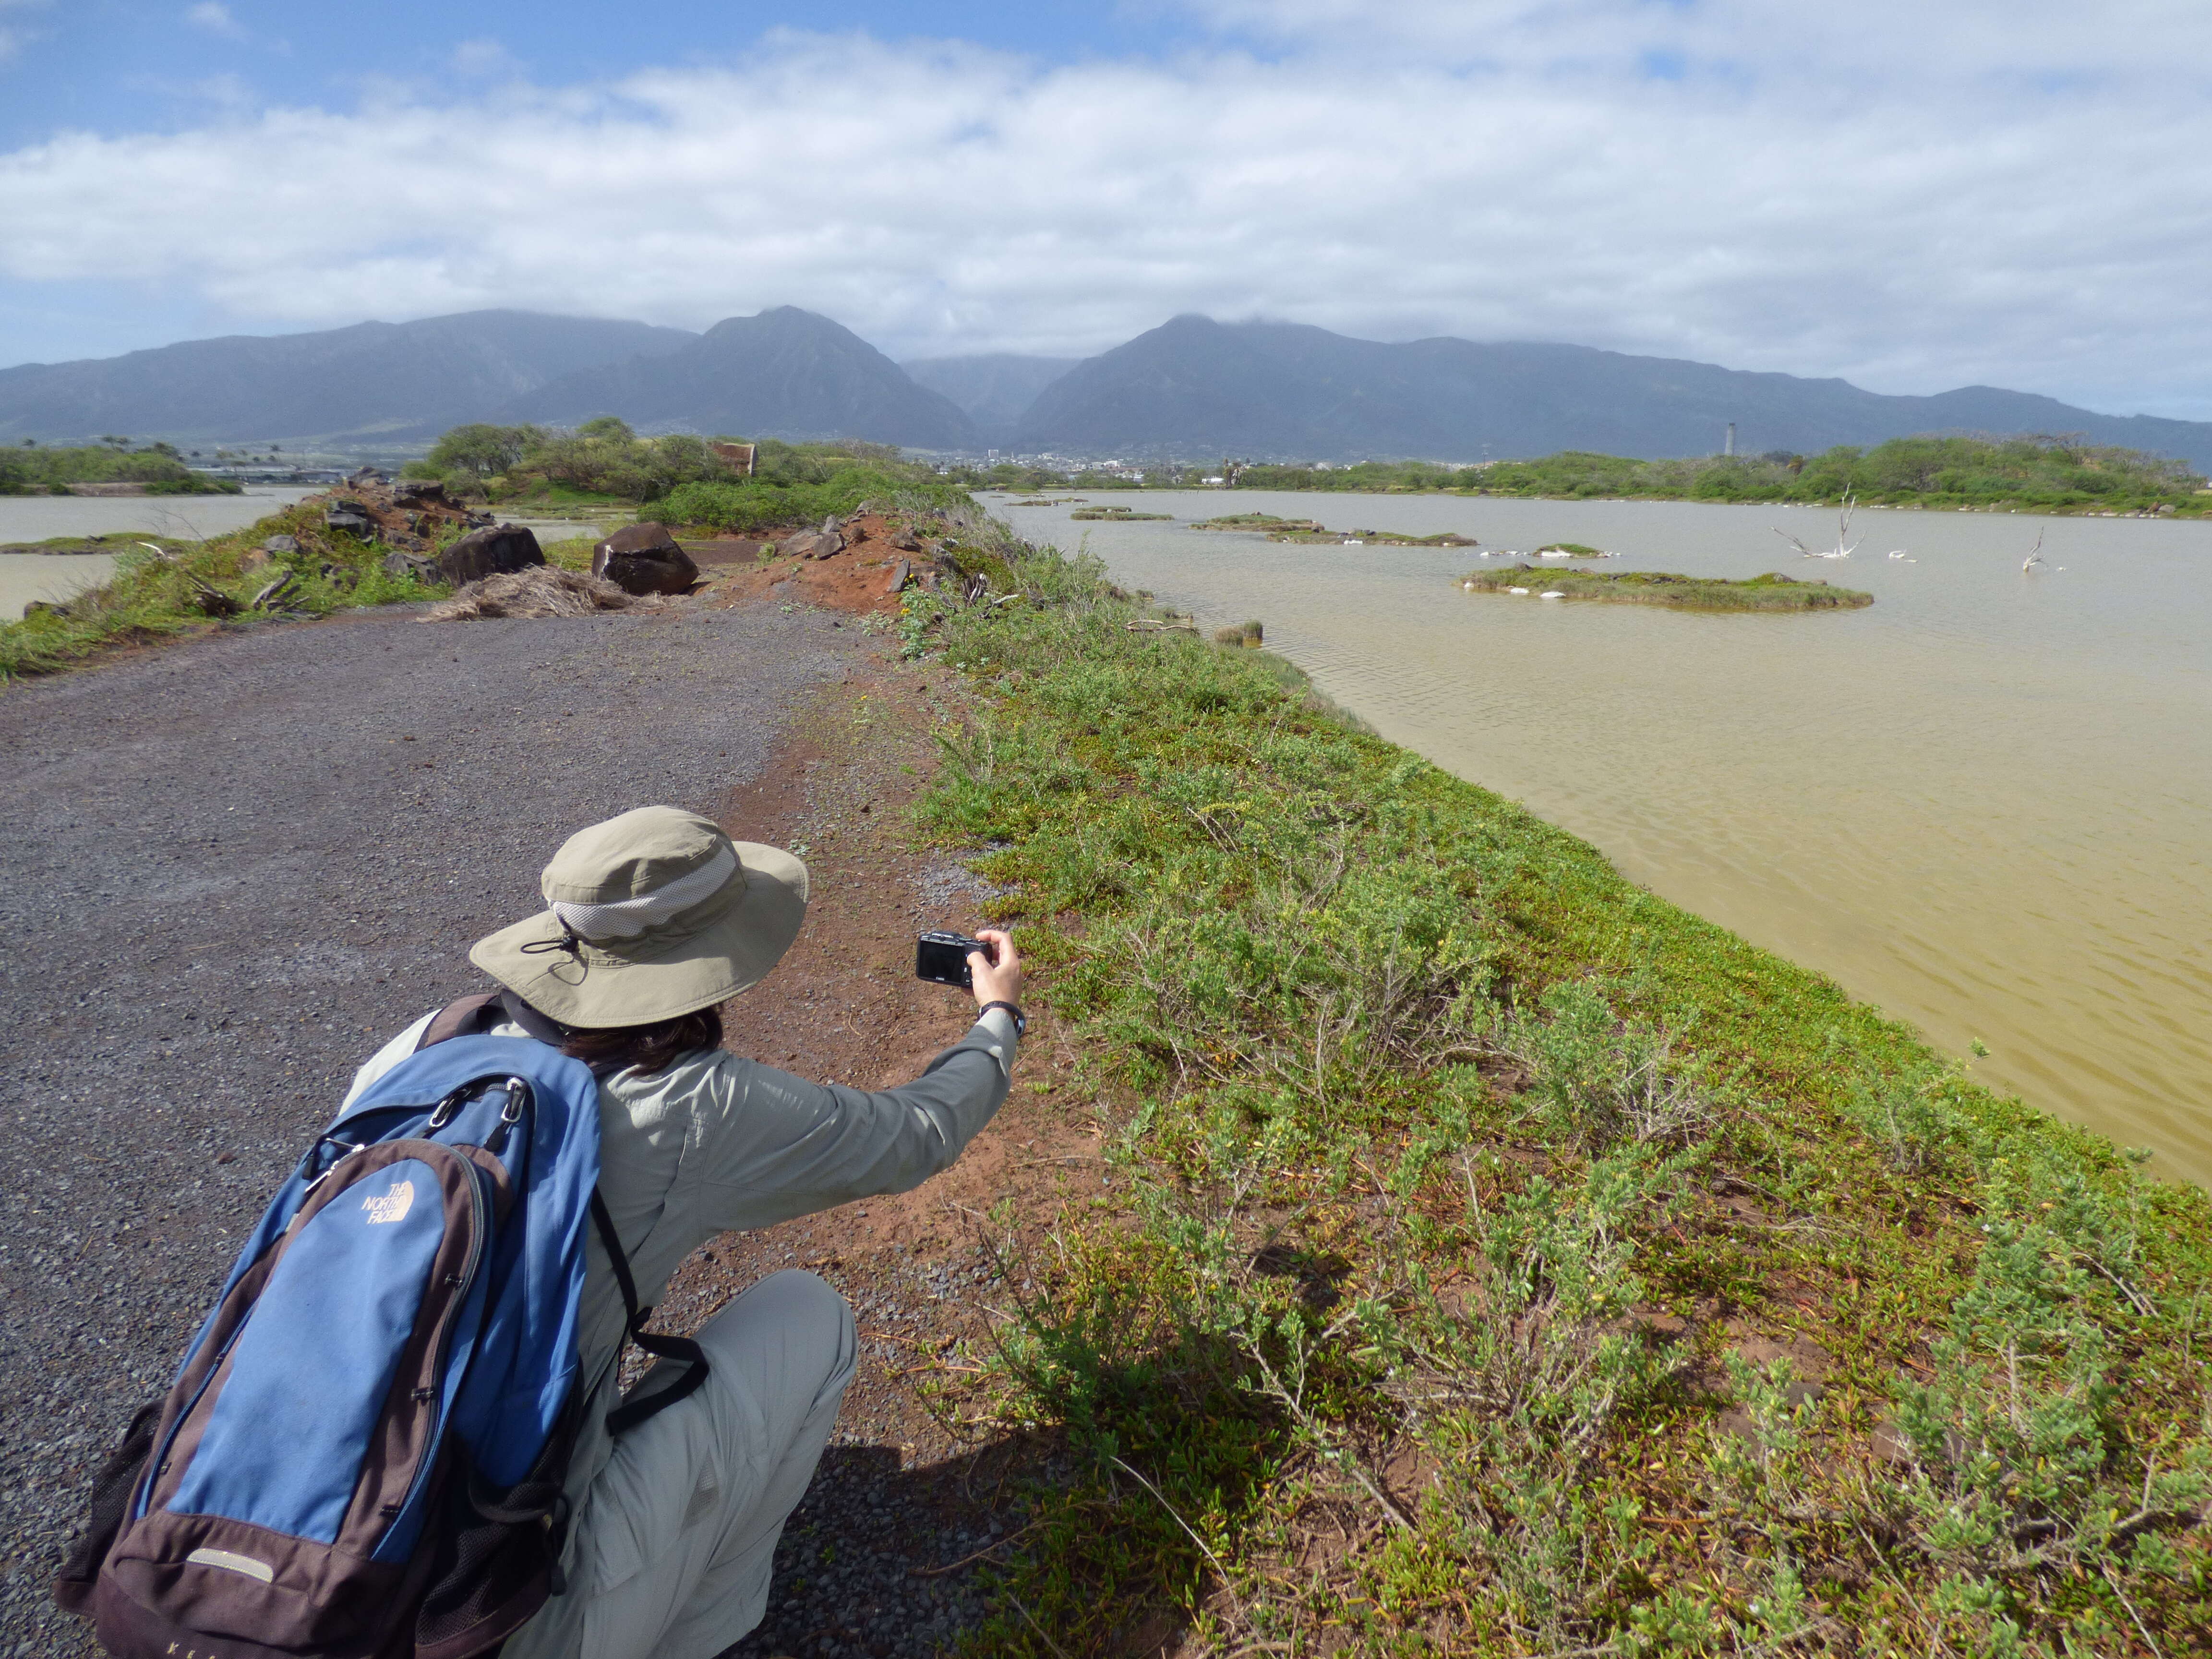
[557,1006,724,1076]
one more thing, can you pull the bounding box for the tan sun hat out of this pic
[469,805,808,1029]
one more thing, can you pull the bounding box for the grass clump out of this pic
[1462,564,1873,611]
[895,530,2212,1655]
[1537,541,1609,558]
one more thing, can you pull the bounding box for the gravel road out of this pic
[0,601,862,1652]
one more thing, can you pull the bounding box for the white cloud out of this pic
[185,2,246,41]
[3,13,2211,415]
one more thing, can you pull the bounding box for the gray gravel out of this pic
[0,601,862,1651]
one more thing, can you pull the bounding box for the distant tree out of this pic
[576,416,636,442]
[427,422,542,477]
[101,434,131,449]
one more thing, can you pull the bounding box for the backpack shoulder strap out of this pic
[589,1192,711,1433]
[417,992,505,1050]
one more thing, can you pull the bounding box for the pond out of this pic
[989,490,2212,1186]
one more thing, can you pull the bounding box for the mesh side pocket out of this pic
[413,1497,546,1658]
[52,1399,163,1614]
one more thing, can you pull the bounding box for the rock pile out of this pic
[779,515,846,560]
[297,470,492,561]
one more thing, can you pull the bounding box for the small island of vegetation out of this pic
[1193,512,1328,532]
[1192,512,1477,546]
[1461,563,1874,610]
[1535,541,1610,557]
[1069,504,1172,520]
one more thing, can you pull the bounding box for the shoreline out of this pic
[989,485,2208,519]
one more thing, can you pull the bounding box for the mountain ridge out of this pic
[1010,316,2212,469]
[0,311,698,446]
[507,308,980,450]
[2,307,2207,470]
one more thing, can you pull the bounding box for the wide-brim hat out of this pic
[470,805,808,1029]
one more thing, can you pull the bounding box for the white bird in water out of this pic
[1887,549,1914,561]
[2020,529,2062,573]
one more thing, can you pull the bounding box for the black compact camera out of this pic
[915,930,993,989]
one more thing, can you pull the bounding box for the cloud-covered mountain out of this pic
[902,353,1081,441]
[0,311,697,446]
[1012,316,2212,470]
[507,308,980,450]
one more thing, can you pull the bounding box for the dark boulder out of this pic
[438,524,545,586]
[382,549,437,582]
[325,500,373,538]
[591,523,698,596]
[392,479,448,505]
[263,534,300,555]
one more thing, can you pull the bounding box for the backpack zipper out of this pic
[376,1146,492,1549]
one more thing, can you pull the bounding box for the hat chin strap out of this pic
[552,845,739,942]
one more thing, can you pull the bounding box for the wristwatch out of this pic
[980,1000,1027,1037]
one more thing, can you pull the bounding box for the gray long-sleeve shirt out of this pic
[342,1009,1018,1658]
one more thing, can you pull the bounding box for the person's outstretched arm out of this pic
[652,929,1028,1228]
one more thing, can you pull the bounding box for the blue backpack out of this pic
[56,995,709,1659]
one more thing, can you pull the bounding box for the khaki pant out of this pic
[574,1271,857,1659]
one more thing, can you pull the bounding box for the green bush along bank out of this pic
[0,440,241,496]
[894,517,2212,1655]
[413,421,967,526]
[1224,437,2206,515]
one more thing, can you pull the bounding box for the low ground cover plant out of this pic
[899,517,2212,1654]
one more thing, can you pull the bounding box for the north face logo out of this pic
[361,1179,415,1225]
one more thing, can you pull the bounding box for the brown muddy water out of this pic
[988,490,2212,1187]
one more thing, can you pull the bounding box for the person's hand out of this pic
[968,929,1023,1010]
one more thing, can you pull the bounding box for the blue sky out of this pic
[0,2,1231,154]
[5,2,2212,419]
